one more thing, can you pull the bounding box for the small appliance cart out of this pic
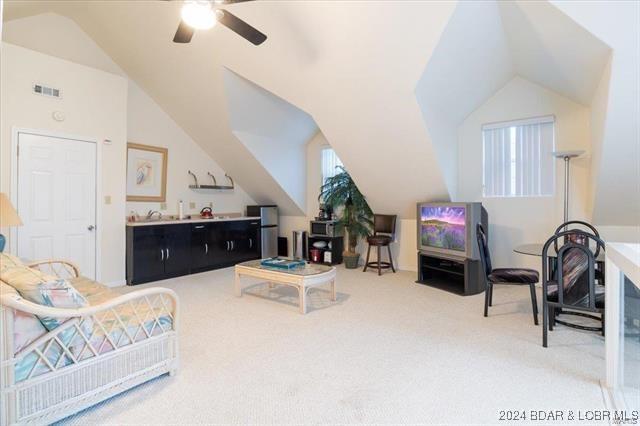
[307,235,343,265]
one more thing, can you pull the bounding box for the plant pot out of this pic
[344,252,360,269]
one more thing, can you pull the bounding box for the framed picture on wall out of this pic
[126,143,168,202]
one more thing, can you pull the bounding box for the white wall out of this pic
[0,42,128,284]
[551,0,640,227]
[222,68,317,215]
[1,14,258,285]
[126,81,255,217]
[415,0,515,199]
[21,1,457,219]
[2,12,124,76]
[279,131,418,271]
[457,77,592,271]
[279,131,326,257]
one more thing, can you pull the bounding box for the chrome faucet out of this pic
[146,210,162,220]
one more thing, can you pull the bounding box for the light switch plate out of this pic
[189,202,196,209]
[208,202,213,208]
[104,195,111,205]
[160,202,167,210]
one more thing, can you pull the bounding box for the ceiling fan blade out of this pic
[173,20,195,43]
[216,9,267,45]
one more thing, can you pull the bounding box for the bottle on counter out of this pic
[178,200,184,220]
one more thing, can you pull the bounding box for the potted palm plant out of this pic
[319,166,373,268]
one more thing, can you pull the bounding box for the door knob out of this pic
[87,225,95,231]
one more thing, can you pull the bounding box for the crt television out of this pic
[416,202,488,260]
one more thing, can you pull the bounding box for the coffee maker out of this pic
[316,204,333,221]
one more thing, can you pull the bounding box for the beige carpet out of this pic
[58,266,606,425]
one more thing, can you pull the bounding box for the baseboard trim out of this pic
[599,379,628,412]
[104,279,126,288]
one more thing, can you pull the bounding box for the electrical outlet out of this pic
[160,202,167,210]
[104,195,111,205]
[208,202,213,208]
[189,202,196,209]
[634,319,640,328]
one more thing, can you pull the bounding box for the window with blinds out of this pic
[482,115,555,198]
[321,148,344,184]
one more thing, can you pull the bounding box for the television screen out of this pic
[420,206,466,252]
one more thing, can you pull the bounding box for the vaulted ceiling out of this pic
[2,0,456,218]
[222,68,317,213]
[3,0,636,224]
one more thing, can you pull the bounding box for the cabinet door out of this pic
[228,221,256,263]
[208,222,231,267]
[190,223,211,271]
[243,221,261,261]
[164,224,191,277]
[131,226,166,284]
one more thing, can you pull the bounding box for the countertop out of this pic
[126,216,261,227]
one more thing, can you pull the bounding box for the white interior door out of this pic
[16,132,97,279]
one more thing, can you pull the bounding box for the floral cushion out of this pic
[0,281,47,353]
[70,276,118,305]
[2,262,174,383]
[0,264,91,348]
[13,289,173,383]
[0,252,24,273]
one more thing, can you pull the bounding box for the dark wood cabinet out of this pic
[307,235,343,265]
[129,225,166,284]
[190,224,211,271]
[127,224,190,285]
[416,251,485,296]
[222,220,261,265]
[127,219,262,285]
[163,224,191,277]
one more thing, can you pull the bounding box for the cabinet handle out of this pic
[205,243,209,254]
[166,248,170,260]
[195,225,205,229]
[249,238,252,248]
[231,241,234,251]
[226,241,230,251]
[161,249,165,261]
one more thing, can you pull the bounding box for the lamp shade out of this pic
[0,193,22,227]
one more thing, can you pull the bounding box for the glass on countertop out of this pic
[238,259,334,276]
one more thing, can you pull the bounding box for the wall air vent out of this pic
[33,83,62,99]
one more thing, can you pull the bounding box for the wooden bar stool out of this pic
[363,214,397,275]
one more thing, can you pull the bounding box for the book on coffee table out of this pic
[260,257,306,270]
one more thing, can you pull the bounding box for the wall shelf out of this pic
[188,185,235,190]
[188,170,234,190]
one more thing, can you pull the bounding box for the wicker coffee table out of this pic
[234,260,337,314]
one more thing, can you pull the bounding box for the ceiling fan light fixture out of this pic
[181,1,216,30]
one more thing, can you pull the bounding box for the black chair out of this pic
[476,223,540,325]
[363,214,396,276]
[553,221,603,283]
[542,230,605,347]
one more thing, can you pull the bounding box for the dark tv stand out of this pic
[416,251,485,296]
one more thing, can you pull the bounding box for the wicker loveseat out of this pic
[0,255,179,425]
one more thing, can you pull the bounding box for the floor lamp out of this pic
[0,192,23,252]
[552,150,585,224]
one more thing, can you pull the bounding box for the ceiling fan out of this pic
[171,0,267,46]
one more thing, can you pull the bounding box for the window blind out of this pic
[482,116,555,197]
[321,148,343,184]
